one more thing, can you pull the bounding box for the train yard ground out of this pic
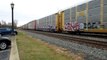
[31,31,107,50]
[24,30,107,60]
[16,30,80,60]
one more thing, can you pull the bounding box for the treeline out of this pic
[0,20,17,28]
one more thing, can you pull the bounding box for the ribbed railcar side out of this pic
[103,0,107,32]
[62,5,84,32]
[44,14,58,32]
[39,19,42,31]
[63,8,71,32]
[36,13,58,32]
[84,0,107,33]
[23,24,28,30]
[62,0,107,33]
[36,20,40,31]
[25,24,28,30]
[22,0,107,33]
[39,16,48,31]
[27,20,36,30]
[50,14,57,32]
[38,18,44,31]
[41,17,46,31]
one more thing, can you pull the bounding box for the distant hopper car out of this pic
[21,0,107,34]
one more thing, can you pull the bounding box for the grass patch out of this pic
[16,31,74,60]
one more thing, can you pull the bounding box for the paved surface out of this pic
[9,36,20,60]
[0,35,11,60]
[0,49,10,60]
[0,35,19,60]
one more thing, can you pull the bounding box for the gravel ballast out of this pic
[26,31,107,60]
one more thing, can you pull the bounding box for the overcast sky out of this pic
[0,0,91,27]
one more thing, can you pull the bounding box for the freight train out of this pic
[21,0,107,34]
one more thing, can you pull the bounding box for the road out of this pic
[0,35,12,60]
[0,49,10,60]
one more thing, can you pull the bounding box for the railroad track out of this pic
[27,30,107,50]
[74,33,107,39]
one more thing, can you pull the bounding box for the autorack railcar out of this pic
[36,13,62,32]
[27,20,36,30]
[21,0,107,34]
[61,0,107,33]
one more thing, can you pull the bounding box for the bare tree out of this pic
[0,20,18,28]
